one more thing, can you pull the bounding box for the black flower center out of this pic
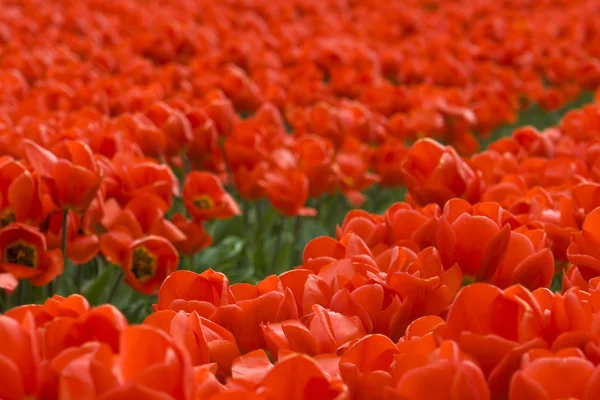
[0,209,16,227]
[193,195,214,209]
[131,246,156,281]
[5,241,37,267]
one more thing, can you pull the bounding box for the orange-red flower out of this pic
[51,325,196,400]
[23,139,102,213]
[0,223,63,286]
[392,340,490,400]
[203,90,236,138]
[40,341,118,399]
[116,112,167,158]
[126,236,179,295]
[183,171,241,221]
[43,210,100,265]
[0,314,40,400]
[7,294,127,362]
[384,202,439,252]
[437,213,512,283]
[338,334,398,400]
[227,352,347,399]
[401,138,483,206]
[101,194,186,246]
[170,213,213,257]
[336,151,381,206]
[568,206,600,282]
[295,135,338,198]
[509,355,599,400]
[231,162,268,200]
[3,2,600,399]
[490,228,554,290]
[261,304,367,357]
[370,139,409,187]
[101,234,179,295]
[0,157,44,226]
[261,168,316,217]
[112,155,179,211]
[145,101,193,157]
[154,269,235,316]
[308,102,347,148]
[144,310,240,378]
[336,210,388,256]
[384,247,463,338]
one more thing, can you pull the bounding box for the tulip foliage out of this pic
[2,0,600,399]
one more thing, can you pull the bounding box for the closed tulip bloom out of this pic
[401,138,483,207]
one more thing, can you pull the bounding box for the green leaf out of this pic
[296,219,329,258]
[216,236,245,261]
[249,241,268,277]
[83,264,114,306]
[27,284,48,305]
[123,299,150,323]
[550,273,563,293]
[377,187,406,214]
[208,217,246,245]
[228,263,258,284]
[110,280,134,310]
[260,230,295,276]
[165,196,186,219]
[56,262,77,297]
[195,235,245,274]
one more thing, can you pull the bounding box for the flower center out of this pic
[131,246,157,282]
[193,195,214,209]
[5,241,37,267]
[0,208,16,227]
[461,274,476,286]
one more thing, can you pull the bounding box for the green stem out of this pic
[181,151,192,175]
[50,209,69,296]
[182,256,193,270]
[270,209,283,236]
[17,281,26,306]
[75,264,83,294]
[129,301,148,324]
[61,209,69,254]
[324,194,338,235]
[255,201,264,239]
[92,257,99,277]
[291,216,303,266]
[0,290,5,312]
[316,196,325,215]
[107,269,124,304]
[4,288,12,310]
[270,217,284,275]
[241,199,249,232]
[234,198,249,271]
[399,186,406,203]
[373,184,382,212]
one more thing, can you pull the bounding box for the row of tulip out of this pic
[2,0,600,309]
[3,0,600,398]
[2,93,600,397]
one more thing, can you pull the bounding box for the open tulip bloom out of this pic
[2,0,600,399]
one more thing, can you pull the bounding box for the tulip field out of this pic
[3,0,600,398]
